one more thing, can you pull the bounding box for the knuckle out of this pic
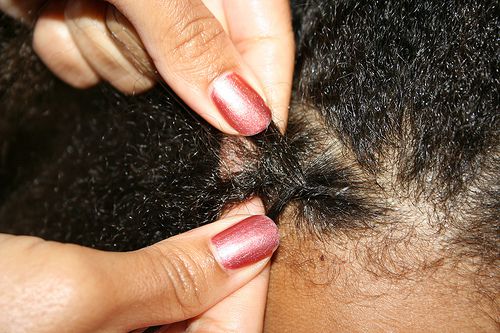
[52,246,106,301]
[41,244,110,309]
[154,244,209,315]
[169,13,226,63]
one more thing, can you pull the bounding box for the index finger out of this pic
[224,0,295,132]
[178,265,271,333]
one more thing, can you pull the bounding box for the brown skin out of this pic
[264,220,499,332]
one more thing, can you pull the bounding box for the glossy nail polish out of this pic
[211,73,271,136]
[211,215,279,270]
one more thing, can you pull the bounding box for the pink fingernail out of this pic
[211,215,279,270]
[210,73,272,136]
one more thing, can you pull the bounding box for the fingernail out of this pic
[211,215,279,270]
[210,73,272,136]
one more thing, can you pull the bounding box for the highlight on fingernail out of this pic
[211,215,279,270]
[210,72,272,136]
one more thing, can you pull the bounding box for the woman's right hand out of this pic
[1,0,294,135]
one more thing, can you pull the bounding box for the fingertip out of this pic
[210,72,272,136]
[210,215,279,271]
[107,0,274,135]
[223,0,295,134]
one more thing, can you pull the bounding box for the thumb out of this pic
[107,0,272,135]
[101,213,279,330]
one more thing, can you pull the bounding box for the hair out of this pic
[0,0,498,300]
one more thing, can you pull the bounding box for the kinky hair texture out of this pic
[0,0,499,272]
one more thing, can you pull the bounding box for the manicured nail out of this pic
[210,73,272,136]
[211,215,279,270]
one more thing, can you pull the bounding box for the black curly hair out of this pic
[1,0,498,297]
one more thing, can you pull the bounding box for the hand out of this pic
[0,0,294,135]
[0,200,279,333]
